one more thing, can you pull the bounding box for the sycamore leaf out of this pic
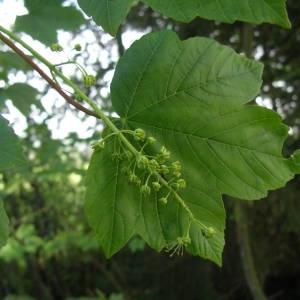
[14,0,85,44]
[0,83,42,116]
[0,115,26,171]
[77,0,133,36]
[0,199,9,248]
[144,0,291,29]
[85,138,140,258]
[77,0,290,36]
[86,30,299,264]
[85,30,299,264]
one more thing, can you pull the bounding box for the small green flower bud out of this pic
[152,181,161,191]
[171,161,181,172]
[157,146,171,163]
[177,179,186,190]
[74,43,82,51]
[134,128,146,141]
[148,159,159,172]
[91,141,104,151]
[84,75,96,87]
[203,227,216,238]
[137,155,149,169]
[160,165,169,175]
[129,173,140,185]
[159,197,168,205]
[147,136,156,144]
[140,184,151,195]
[50,43,63,52]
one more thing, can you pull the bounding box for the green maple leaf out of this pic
[14,0,85,44]
[77,0,290,36]
[85,31,299,265]
[145,0,291,28]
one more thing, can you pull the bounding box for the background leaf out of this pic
[14,0,86,44]
[144,0,291,28]
[0,199,9,248]
[0,116,26,171]
[77,0,133,36]
[107,30,298,263]
[77,0,290,36]
[0,83,41,116]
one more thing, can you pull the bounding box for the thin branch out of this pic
[0,32,99,119]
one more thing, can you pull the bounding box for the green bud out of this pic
[84,75,96,87]
[129,173,140,185]
[91,141,104,151]
[157,146,171,163]
[177,179,186,190]
[148,159,159,172]
[137,155,149,169]
[160,165,169,175]
[152,181,161,191]
[147,136,156,144]
[50,43,63,52]
[134,128,146,141]
[159,197,168,205]
[74,43,82,51]
[203,227,216,238]
[140,184,151,195]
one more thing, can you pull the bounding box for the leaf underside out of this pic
[77,0,290,36]
[85,30,299,265]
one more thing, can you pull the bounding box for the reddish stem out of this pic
[0,32,99,119]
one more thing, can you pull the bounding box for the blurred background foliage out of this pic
[0,0,300,299]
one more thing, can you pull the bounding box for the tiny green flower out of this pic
[74,43,82,51]
[152,181,161,191]
[134,128,146,141]
[137,155,149,169]
[177,179,186,189]
[84,75,96,87]
[159,197,168,205]
[91,140,104,151]
[203,227,216,238]
[50,43,63,52]
[147,136,156,144]
[140,184,151,195]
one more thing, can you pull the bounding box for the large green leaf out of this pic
[85,30,299,264]
[144,0,291,28]
[77,0,290,36]
[0,83,41,116]
[85,138,140,257]
[0,115,26,171]
[14,0,86,44]
[0,199,9,248]
[77,0,133,36]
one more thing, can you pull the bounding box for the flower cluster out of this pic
[92,128,187,205]
[91,127,216,254]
